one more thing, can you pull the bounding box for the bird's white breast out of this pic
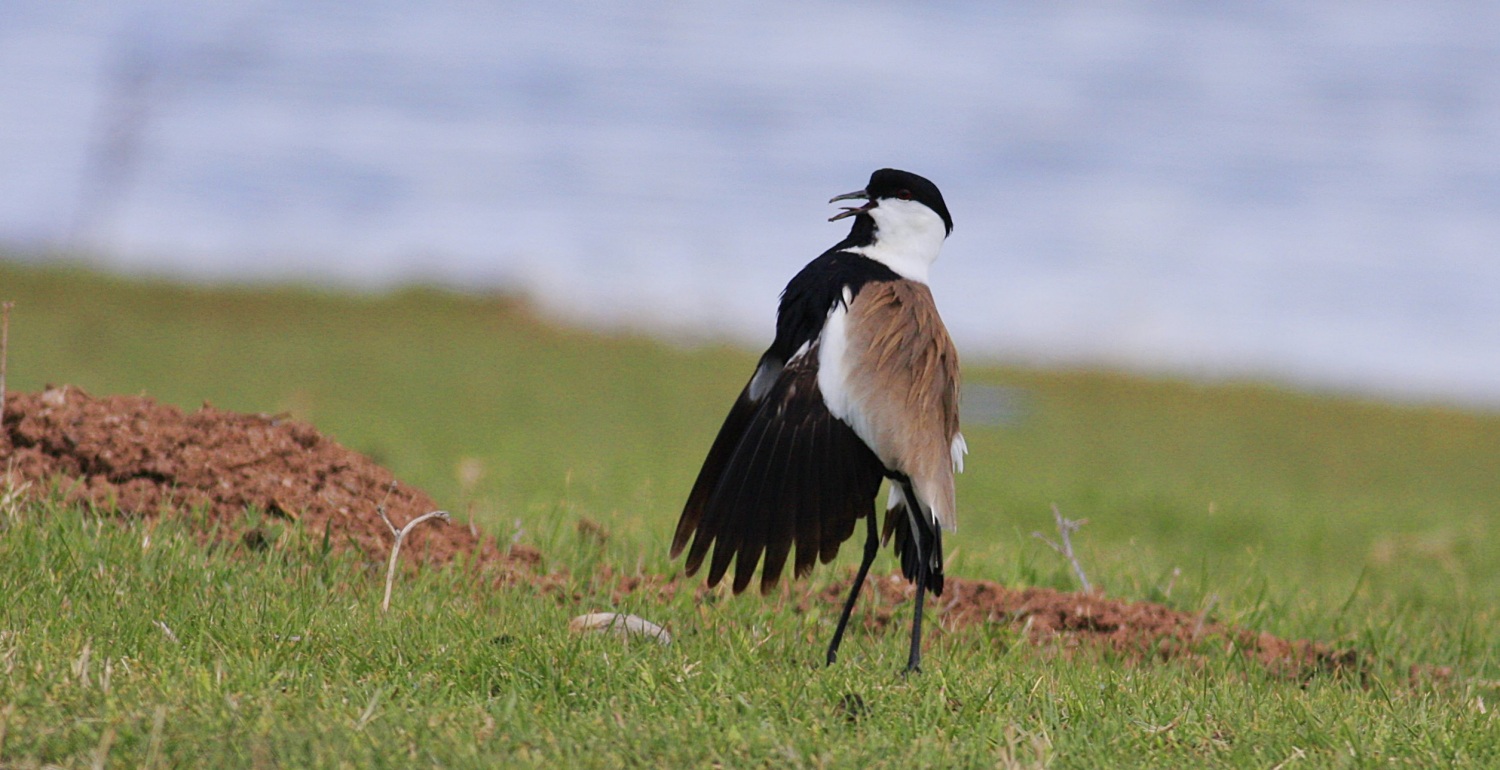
[816,286,877,448]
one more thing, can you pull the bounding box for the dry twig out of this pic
[375,481,449,613]
[1032,503,1092,593]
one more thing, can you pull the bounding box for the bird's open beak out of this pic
[828,189,873,221]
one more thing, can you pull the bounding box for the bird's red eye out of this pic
[896,189,913,200]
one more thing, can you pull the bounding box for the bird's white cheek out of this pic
[851,200,947,282]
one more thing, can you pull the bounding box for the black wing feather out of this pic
[791,405,823,580]
[674,351,884,594]
[730,415,791,594]
[757,420,803,594]
[673,381,760,563]
[703,408,773,587]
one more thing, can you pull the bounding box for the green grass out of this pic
[2,258,1499,767]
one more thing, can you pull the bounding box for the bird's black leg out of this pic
[905,557,927,674]
[826,511,880,666]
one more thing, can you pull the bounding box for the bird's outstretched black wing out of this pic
[670,349,885,595]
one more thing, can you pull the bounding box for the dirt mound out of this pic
[0,386,530,571]
[819,573,1361,678]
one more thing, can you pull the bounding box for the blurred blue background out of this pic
[3,2,1498,405]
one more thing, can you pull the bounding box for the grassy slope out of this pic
[1,260,1497,767]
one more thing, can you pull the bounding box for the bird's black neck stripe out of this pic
[766,248,900,364]
[830,213,877,251]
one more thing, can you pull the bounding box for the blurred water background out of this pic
[2,2,1498,406]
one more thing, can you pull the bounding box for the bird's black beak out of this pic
[828,189,873,221]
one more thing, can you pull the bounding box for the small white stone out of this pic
[41,387,68,407]
[569,612,671,645]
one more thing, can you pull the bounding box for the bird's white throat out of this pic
[846,198,948,283]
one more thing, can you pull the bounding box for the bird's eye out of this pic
[895,189,913,200]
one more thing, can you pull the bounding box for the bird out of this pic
[670,168,964,673]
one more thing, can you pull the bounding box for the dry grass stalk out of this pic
[1032,503,1093,593]
[375,481,450,613]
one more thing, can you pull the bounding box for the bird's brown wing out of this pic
[839,279,962,529]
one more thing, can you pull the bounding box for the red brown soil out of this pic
[0,386,538,575]
[2,386,1360,677]
[823,573,1362,679]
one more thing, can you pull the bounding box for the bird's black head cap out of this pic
[829,168,954,238]
[866,168,953,234]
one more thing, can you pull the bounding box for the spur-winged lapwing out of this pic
[671,168,964,673]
